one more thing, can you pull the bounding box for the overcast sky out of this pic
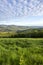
[0,0,43,26]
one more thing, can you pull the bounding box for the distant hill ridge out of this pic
[0,25,43,32]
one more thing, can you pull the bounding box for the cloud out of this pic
[0,0,43,20]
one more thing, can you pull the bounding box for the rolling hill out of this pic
[0,25,43,38]
[0,25,29,32]
[0,25,43,32]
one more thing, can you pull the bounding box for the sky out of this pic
[0,0,43,26]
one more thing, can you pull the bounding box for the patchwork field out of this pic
[0,38,43,65]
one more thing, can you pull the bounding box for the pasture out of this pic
[0,38,43,65]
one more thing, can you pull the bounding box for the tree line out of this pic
[0,29,43,38]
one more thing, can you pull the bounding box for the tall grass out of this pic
[0,38,43,65]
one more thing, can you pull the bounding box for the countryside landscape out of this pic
[0,25,43,65]
[0,0,43,65]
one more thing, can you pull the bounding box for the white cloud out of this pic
[0,0,43,20]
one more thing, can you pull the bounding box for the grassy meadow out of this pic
[0,38,43,65]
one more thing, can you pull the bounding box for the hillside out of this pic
[0,25,43,32]
[0,25,29,32]
[0,25,43,38]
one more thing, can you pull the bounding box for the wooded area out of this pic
[0,29,43,38]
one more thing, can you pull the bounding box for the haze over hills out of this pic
[0,25,43,32]
[0,25,29,32]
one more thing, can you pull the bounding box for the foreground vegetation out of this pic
[0,38,43,65]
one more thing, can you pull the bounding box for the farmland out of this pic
[0,38,43,65]
[0,25,43,38]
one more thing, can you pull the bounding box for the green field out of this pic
[0,38,43,65]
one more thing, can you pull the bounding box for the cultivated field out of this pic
[0,38,43,65]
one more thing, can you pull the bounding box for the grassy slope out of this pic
[0,38,43,65]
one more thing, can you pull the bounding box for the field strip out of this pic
[0,38,43,40]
